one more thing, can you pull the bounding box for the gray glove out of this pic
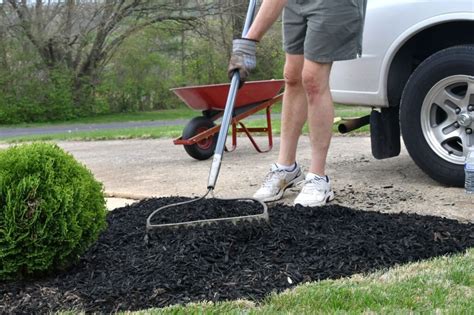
[228,38,257,84]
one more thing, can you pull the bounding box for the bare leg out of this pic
[277,54,308,166]
[301,60,334,176]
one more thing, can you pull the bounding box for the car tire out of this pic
[400,45,474,187]
[182,116,217,160]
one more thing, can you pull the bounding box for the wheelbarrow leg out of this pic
[229,122,238,152]
[235,105,274,153]
[266,105,273,150]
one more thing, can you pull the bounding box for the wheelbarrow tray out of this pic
[171,79,285,111]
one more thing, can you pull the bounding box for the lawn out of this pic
[136,248,473,314]
[0,107,200,128]
[0,125,186,142]
[0,104,371,143]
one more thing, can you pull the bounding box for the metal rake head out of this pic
[144,189,269,244]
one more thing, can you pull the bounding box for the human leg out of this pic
[277,53,308,166]
[302,59,334,176]
[252,53,307,202]
[294,60,335,206]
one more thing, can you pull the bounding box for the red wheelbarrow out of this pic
[172,79,285,160]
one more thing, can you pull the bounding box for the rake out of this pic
[145,0,268,243]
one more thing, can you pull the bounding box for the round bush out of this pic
[0,143,107,280]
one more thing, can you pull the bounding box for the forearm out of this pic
[245,0,287,41]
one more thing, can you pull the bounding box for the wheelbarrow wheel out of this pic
[182,116,217,160]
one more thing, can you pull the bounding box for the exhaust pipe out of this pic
[338,114,370,134]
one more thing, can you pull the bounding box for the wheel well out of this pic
[387,21,474,107]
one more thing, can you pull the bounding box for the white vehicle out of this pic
[330,0,474,187]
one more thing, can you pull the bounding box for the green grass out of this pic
[0,125,184,142]
[126,248,473,314]
[0,104,371,143]
[1,107,199,128]
[1,119,370,143]
[334,104,371,118]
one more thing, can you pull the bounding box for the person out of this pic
[228,0,367,207]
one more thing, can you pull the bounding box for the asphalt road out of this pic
[0,120,190,138]
[0,114,279,138]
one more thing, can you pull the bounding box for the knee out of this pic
[302,73,328,101]
[283,65,303,87]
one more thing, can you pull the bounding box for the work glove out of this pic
[228,38,257,85]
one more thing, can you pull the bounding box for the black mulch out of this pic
[148,197,266,224]
[1,197,473,314]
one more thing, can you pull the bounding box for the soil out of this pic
[1,197,473,314]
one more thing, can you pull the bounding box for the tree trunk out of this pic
[232,0,247,38]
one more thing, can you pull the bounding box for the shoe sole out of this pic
[294,190,335,207]
[257,171,305,203]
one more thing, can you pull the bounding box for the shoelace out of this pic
[262,169,286,188]
[298,176,328,192]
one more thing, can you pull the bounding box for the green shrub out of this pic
[0,143,107,280]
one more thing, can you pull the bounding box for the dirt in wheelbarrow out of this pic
[2,197,474,314]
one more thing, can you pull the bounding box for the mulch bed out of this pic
[148,197,266,224]
[1,197,473,313]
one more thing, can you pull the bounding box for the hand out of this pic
[227,38,257,84]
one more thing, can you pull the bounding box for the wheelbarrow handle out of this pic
[207,0,257,190]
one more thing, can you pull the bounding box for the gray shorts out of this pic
[283,0,367,63]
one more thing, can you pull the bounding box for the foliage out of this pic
[0,35,88,123]
[0,31,111,123]
[0,1,285,123]
[0,143,107,280]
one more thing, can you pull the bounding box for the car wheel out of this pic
[400,45,474,187]
[182,116,217,160]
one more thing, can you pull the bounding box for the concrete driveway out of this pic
[46,136,473,223]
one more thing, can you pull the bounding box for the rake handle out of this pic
[207,0,257,190]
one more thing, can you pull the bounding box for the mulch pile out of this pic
[148,197,266,224]
[1,197,473,313]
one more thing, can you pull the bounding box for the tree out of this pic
[1,0,212,99]
[0,1,285,122]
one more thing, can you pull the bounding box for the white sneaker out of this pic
[253,163,304,202]
[294,173,335,207]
